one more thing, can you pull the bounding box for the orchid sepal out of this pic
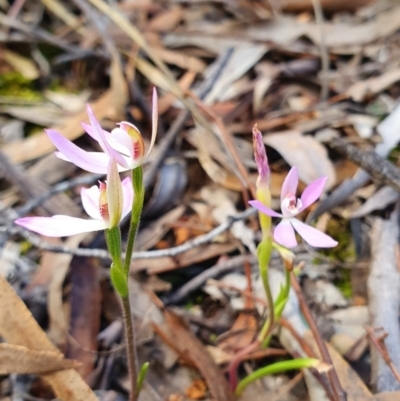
[15,176,133,237]
[249,166,337,248]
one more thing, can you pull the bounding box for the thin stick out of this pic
[4,207,257,260]
[290,273,347,401]
[311,0,330,103]
[366,327,400,384]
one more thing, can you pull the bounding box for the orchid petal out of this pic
[299,176,327,211]
[85,122,132,158]
[15,215,106,237]
[121,177,134,220]
[248,200,282,217]
[290,218,338,248]
[81,122,112,142]
[146,87,158,159]
[86,104,129,168]
[274,219,297,248]
[81,185,101,220]
[281,166,298,201]
[47,129,110,174]
[55,149,129,173]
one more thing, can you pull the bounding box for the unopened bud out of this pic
[253,125,270,187]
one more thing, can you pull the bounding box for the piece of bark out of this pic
[368,211,400,392]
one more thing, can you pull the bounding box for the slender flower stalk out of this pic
[120,91,157,401]
[229,126,276,391]
[251,126,275,335]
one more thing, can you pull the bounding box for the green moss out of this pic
[19,240,33,254]
[335,268,352,299]
[315,218,355,298]
[366,99,389,118]
[0,72,42,100]
[209,333,217,344]
[319,218,356,263]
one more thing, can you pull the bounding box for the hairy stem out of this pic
[121,295,138,401]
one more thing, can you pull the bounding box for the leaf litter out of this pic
[3,0,400,400]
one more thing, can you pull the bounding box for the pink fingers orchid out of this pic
[46,88,158,174]
[249,166,337,248]
[15,161,133,237]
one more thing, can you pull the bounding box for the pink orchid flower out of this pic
[15,162,133,237]
[249,166,338,248]
[46,88,158,174]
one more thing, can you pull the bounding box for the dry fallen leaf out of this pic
[0,343,80,374]
[185,379,208,400]
[264,130,336,189]
[66,256,101,381]
[147,5,184,33]
[305,331,375,401]
[2,49,39,80]
[0,275,97,401]
[1,90,112,164]
[157,309,235,401]
[279,0,375,13]
[347,69,400,102]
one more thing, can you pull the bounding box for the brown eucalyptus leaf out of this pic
[0,276,97,401]
[160,309,235,401]
[2,90,112,164]
[0,343,79,375]
[264,130,336,189]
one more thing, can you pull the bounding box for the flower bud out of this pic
[253,125,270,189]
[253,125,272,235]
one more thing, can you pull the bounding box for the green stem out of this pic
[261,266,291,348]
[124,166,144,275]
[121,295,138,401]
[119,166,144,401]
[106,227,128,297]
[257,238,274,342]
[235,358,321,396]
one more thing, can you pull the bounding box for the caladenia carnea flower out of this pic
[249,166,338,248]
[15,160,133,237]
[46,88,158,174]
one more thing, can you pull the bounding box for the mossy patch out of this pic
[0,72,42,100]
